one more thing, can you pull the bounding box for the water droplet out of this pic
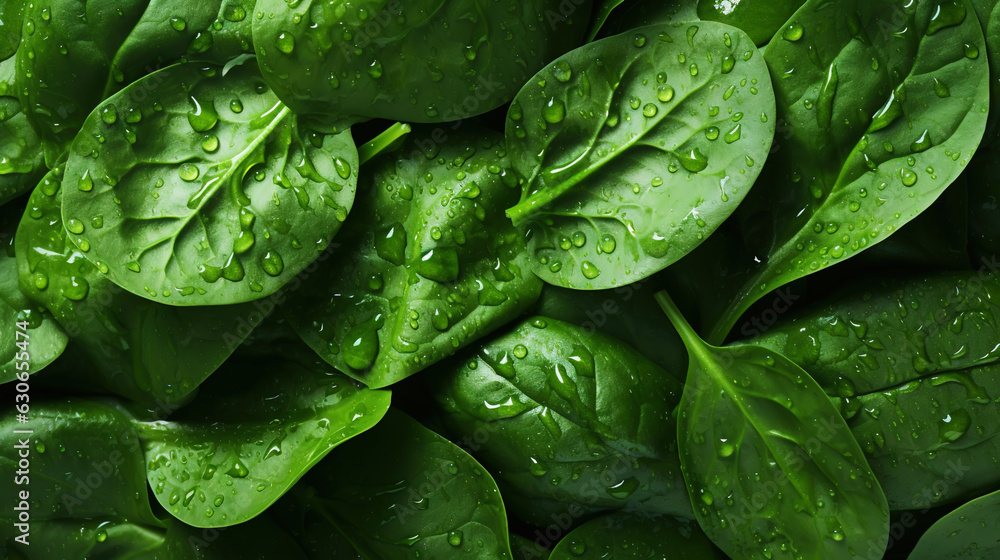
[783,22,804,41]
[178,164,200,182]
[910,129,932,152]
[448,531,463,547]
[581,261,600,279]
[679,147,709,172]
[552,61,572,82]
[642,103,658,117]
[275,32,295,54]
[170,17,186,31]
[900,168,918,186]
[543,98,565,124]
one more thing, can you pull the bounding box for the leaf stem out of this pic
[654,290,706,353]
[358,122,412,166]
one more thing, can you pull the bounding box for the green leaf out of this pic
[296,409,514,559]
[133,354,390,528]
[587,1,629,41]
[0,0,44,206]
[0,399,166,552]
[252,0,592,128]
[908,488,1000,559]
[534,279,688,379]
[0,204,67,383]
[504,21,775,289]
[16,168,257,404]
[433,316,691,527]
[16,0,256,161]
[61,61,358,306]
[706,0,990,342]
[549,512,724,559]
[742,270,1000,397]
[695,0,805,46]
[656,290,889,560]
[844,362,1000,511]
[284,126,541,389]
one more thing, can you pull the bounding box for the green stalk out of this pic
[654,290,715,363]
[358,122,412,166]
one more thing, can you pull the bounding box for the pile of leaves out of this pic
[2,0,999,558]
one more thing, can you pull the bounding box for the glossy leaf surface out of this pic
[707,0,990,342]
[744,271,1000,396]
[298,410,514,559]
[433,317,690,527]
[658,291,889,560]
[0,0,44,206]
[253,0,591,128]
[844,362,1000,511]
[134,355,390,528]
[0,399,164,555]
[549,512,724,559]
[0,204,66,382]
[534,279,687,379]
[908,488,1000,559]
[61,62,358,305]
[284,127,541,388]
[505,21,775,289]
[16,169,255,403]
[16,0,256,161]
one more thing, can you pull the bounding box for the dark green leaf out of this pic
[845,362,1000,511]
[706,0,990,342]
[534,279,688,379]
[0,204,66,382]
[907,488,1000,559]
[505,21,775,289]
[432,317,691,527]
[61,61,358,306]
[16,0,256,161]
[549,512,724,559]
[16,168,257,404]
[0,399,166,554]
[297,409,514,559]
[253,0,592,128]
[696,0,805,46]
[657,290,889,560]
[133,354,390,528]
[742,271,1000,397]
[284,126,541,388]
[0,0,44,206]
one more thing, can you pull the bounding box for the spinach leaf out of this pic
[61,61,358,306]
[132,353,390,528]
[742,271,1000,397]
[587,1,629,41]
[252,0,591,129]
[16,0,257,161]
[16,168,256,404]
[845,362,1000,511]
[0,0,45,206]
[601,1,699,38]
[534,280,687,379]
[0,399,166,552]
[432,317,691,527]
[504,21,775,290]
[293,409,515,559]
[0,205,66,383]
[695,0,804,46]
[705,0,990,342]
[549,512,724,559]
[0,397,308,559]
[656,290,890,560]
[907,487,1000,559]
[284,126,541,389]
